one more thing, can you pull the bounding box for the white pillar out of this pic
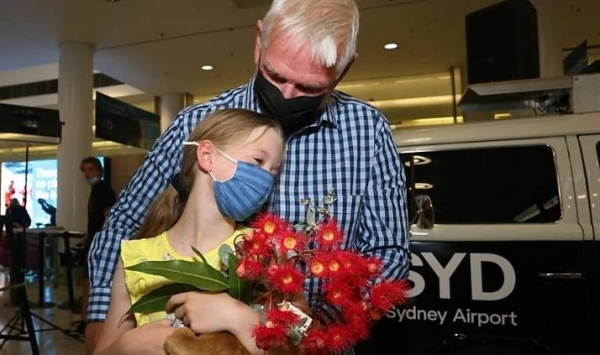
[57,42,94,232]
[530,0,562,77]
[160,93,185,133]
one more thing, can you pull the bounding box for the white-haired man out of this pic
[87,1,410,353]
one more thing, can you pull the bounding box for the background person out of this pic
[6,198,31,230]
[86,0,410,352]
[1,198,32,272]
[38,198,57,226]
[4,180,16,212]
[74,157,116,337]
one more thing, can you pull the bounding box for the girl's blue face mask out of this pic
[184,142,275,221]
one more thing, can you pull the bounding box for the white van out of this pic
[359,113,600,354]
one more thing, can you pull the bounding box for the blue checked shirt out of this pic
[87,75,410,322]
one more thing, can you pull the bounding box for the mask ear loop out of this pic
[183,140,213,178]
[207,171,218,181]
[184,141,237,164]
[195,145,238,182]
[214,147,238,164]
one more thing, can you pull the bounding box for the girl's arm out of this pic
[93,260,175,355]
[166,292,270,354]
[93,259,135,354]
[165,292,304,355]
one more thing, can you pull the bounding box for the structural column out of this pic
[160,93,185,133]
[57,42,94,232]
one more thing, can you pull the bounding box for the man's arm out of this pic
[354,115,411,281]
[87,117,187,323]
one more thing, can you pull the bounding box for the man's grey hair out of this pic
[261,0,359,75]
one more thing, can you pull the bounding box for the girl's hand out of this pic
[166,291,251,334]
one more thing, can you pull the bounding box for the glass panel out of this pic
[1,140,59,227]
[402,145,561,224]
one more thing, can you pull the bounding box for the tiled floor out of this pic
[0,267,85,355]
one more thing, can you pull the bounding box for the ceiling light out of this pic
[384,43,398,50]
[412,155,432,165]
[403,155,432,168]
[415,182,434,190]
[201,65,213,71]
[494,112,511,119]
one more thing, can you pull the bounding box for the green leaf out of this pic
[126,259,229,291]
[218,244,234,267]
[191,246,209,264]
[299,198,311,205]
[288,327,302,346]
[126,283,198,314]
[306,207,315,226]
[227,253,252,304]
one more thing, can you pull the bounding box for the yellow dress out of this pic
[120,227,246,326]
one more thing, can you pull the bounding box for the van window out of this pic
[401,145,561,224]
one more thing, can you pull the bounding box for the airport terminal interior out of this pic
[1,0,599,354]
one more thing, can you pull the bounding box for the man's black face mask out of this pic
[254,70,326,137]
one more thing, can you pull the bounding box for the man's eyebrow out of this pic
[263,63,283,80]
[298,82,326,93]
[263,62,328,92]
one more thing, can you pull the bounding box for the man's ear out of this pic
[196,141,214,173]
[254,20,263,66]
[336,52,358,85]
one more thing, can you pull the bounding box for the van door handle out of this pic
[538,272,584,280]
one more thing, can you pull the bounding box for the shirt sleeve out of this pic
[87,115,187,322]
[355,113,411,282]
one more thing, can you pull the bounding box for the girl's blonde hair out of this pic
[135,108,283,239]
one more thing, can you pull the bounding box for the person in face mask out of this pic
[94,109,285,355]
[75,157,117,337]
[253,69,326,138]
[87,2,410,353]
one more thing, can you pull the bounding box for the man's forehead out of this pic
[260,55,336,89]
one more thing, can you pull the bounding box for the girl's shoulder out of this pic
[121,231,168,267]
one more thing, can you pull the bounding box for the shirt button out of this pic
[280,187,285,193]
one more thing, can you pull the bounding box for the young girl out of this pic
[94,108,285,355]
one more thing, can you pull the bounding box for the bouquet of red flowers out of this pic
[127,191,408,354]
[238,210,409,354]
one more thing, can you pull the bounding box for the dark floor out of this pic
[0,266,85,354]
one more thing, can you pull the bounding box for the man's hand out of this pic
[85,321,103,354]
[80,234,89,248]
